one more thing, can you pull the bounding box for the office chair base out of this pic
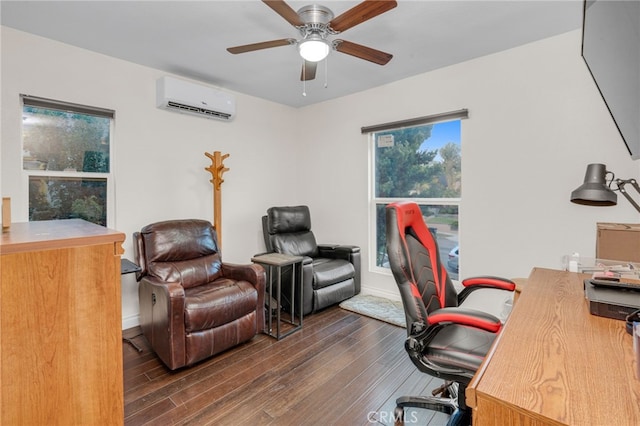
[394,395,471,426]
[396,395,457,414]
[447,408,472,426]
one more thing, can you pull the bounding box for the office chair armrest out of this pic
[461,276,516,291]
[427,307,502,333]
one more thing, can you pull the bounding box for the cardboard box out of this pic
[596,223,640,263]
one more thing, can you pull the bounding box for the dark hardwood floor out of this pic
[123,306,450,426]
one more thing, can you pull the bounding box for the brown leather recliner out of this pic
[133,219,265,370]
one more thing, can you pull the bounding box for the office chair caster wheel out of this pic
[394,406,404,426]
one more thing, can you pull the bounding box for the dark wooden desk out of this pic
[467,267,640,425]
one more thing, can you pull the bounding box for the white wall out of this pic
[297,29,640,299]
[1,27,301,329]
[2,27,639,325]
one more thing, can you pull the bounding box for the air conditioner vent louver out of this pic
[156,76,235,121]
[166,101,232,120]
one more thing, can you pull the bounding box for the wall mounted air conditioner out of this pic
[156,76,235,121]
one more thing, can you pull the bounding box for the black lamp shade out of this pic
[570,163,617,206]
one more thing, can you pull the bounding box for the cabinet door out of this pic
[1,243,123,425]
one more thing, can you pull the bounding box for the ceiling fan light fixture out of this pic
[298,36,330,62]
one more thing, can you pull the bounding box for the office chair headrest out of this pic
[388,201,434,249]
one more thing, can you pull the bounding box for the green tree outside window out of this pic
[373,121,461,272]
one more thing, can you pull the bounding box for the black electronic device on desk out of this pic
[584,279,640,320]
[589,277,640,291]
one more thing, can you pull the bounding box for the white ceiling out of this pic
[1,0,584,108]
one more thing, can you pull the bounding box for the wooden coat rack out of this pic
[205,151,229,249]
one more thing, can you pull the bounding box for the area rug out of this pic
[339,294,406,328]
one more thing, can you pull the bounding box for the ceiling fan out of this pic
[227,0,397,81]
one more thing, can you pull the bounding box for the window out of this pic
[21,95,114,227]
[365,110,467,278]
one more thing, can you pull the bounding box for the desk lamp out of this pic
[570,163,640,213]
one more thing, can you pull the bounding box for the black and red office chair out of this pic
[385,201,515,426]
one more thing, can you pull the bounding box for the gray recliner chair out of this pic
[262,205,360,315]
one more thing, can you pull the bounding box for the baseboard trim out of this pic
[122,314,140,331]
[359,286,401,302]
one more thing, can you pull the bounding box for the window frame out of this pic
[21,95,116,228]
[364,110,467,276]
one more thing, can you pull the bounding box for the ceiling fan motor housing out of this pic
[297,5,334,25]
[297,4,335,38]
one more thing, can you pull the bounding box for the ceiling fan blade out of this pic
[262,0,304,27]
[301,61,317,81]
[227,38,294,54]
[334,40,393,65]
[329,0,397,33]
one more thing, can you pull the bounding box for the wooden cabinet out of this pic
[1,219,125,425]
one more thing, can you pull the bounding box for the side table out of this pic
[251,252,303,340]
[121,258,144,352]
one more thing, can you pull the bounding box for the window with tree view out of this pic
[21,96,114,227]
[370,114,463,279]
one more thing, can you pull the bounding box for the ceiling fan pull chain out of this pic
[324,56,329,89]
[302,58,307,97]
